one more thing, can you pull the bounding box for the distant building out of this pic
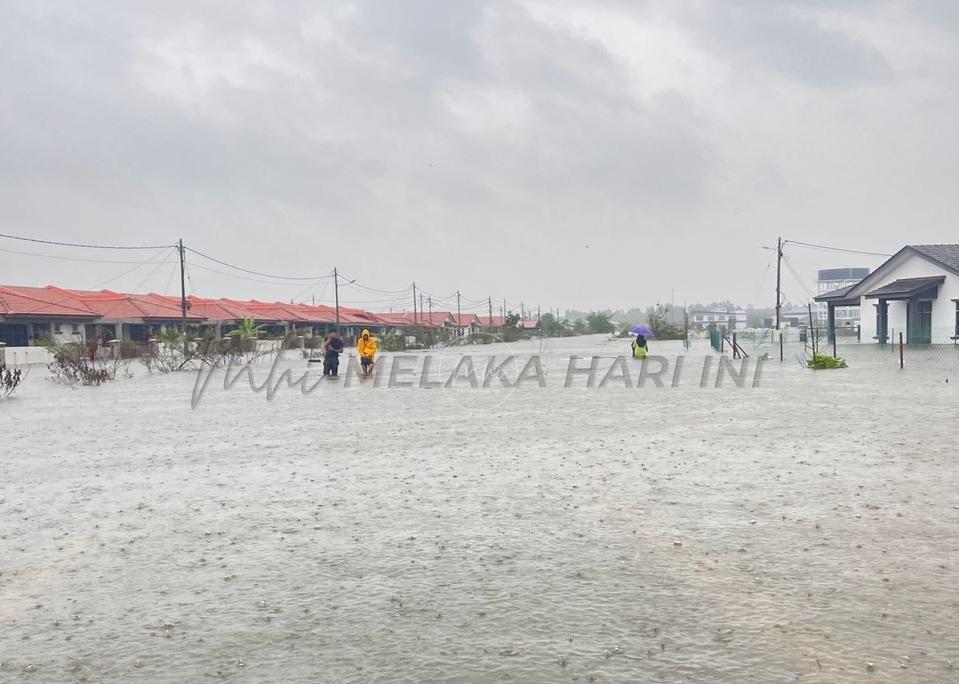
[690,308,747,331]
[763,309,813,328]
[816,267,869,328]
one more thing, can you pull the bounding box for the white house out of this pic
[815,244,959,344]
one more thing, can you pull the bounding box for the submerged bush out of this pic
[47,341,127,386]
[808,354,847,369]
[1,363,24,399]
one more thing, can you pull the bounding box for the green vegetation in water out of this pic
[808,354,847,369]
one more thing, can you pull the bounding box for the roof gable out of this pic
[843,244,959,299]
[908,244,959,276]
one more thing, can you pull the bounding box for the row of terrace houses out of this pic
[814,244,959,344]
[0,284,508,348]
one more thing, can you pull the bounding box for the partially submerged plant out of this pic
[46,340,127,386]
[140,329,193,374]
[226,317,266,342]
[807,353,848,369]
[1,362,24,399]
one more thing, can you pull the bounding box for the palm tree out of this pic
[226,317,265,341]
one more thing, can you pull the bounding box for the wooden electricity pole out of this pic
[775,236,783,330]
[412,282,418,325]
[776,236,784,362]
[333,267,341,334]
[178,238,188,354]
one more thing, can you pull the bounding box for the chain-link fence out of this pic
[711,326,959,372]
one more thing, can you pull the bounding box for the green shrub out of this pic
[808,354,847,369]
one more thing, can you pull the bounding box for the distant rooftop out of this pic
[817,267,869,282]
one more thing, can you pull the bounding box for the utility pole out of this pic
[333,267,341,334]
[775,236,783,330]
[412,282,418,325]
[521,301,525,322]
[775,236,784,362]
[178,238,188,354]
[420,292,424,324]
[456,290,462,337]
[428,296,433,346]
[488,296,493,329]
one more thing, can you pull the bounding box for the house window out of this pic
[54,324,62,335]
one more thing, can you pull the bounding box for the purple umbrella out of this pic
[629,324,654,338]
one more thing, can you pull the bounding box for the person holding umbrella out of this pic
[629,324,652,359]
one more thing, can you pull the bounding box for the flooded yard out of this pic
[2,335,957,682]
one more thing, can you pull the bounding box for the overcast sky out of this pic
[1,1,957,313]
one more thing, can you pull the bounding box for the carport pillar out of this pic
[826,303,836,344]
[878,299,888,345]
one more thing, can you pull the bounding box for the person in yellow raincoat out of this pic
[357,328,378,376]
[631,334,648,359]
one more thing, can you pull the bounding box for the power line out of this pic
[753,255,773,308]
[184,262,198,296]
[0,245,178,264]
[782,255,816,299]
[1,230,537,317]
[0,232,174,250]
[162,259,179,295]
[784,239,892,258]
[132,254,175,293]
[91,248,177,290]
[336,278,410,295]
[186,260,329,287]
[185,246,335,282]
[290,273,334,304]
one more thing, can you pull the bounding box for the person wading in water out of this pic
[323,331,345,376]
[356,328,378,377]
[631,334,648,359]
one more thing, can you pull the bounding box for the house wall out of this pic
[0,346,53,366]
[858,252,959,342]
[0,318,88,345]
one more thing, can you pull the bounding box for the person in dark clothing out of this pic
[323,331,345,376]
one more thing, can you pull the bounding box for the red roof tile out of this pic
[453,313,481,327]
[0,285,98,317]
[287,303,338,324]
[373,311,454,327]
[54,288,204,320]
[0,283,392,329]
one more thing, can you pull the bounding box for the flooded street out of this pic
[2,335,958,682]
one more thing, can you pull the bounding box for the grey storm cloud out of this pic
[1,1,957,312]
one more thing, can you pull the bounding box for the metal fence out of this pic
[713,326,958,371]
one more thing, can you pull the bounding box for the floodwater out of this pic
[1,335,957,682]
